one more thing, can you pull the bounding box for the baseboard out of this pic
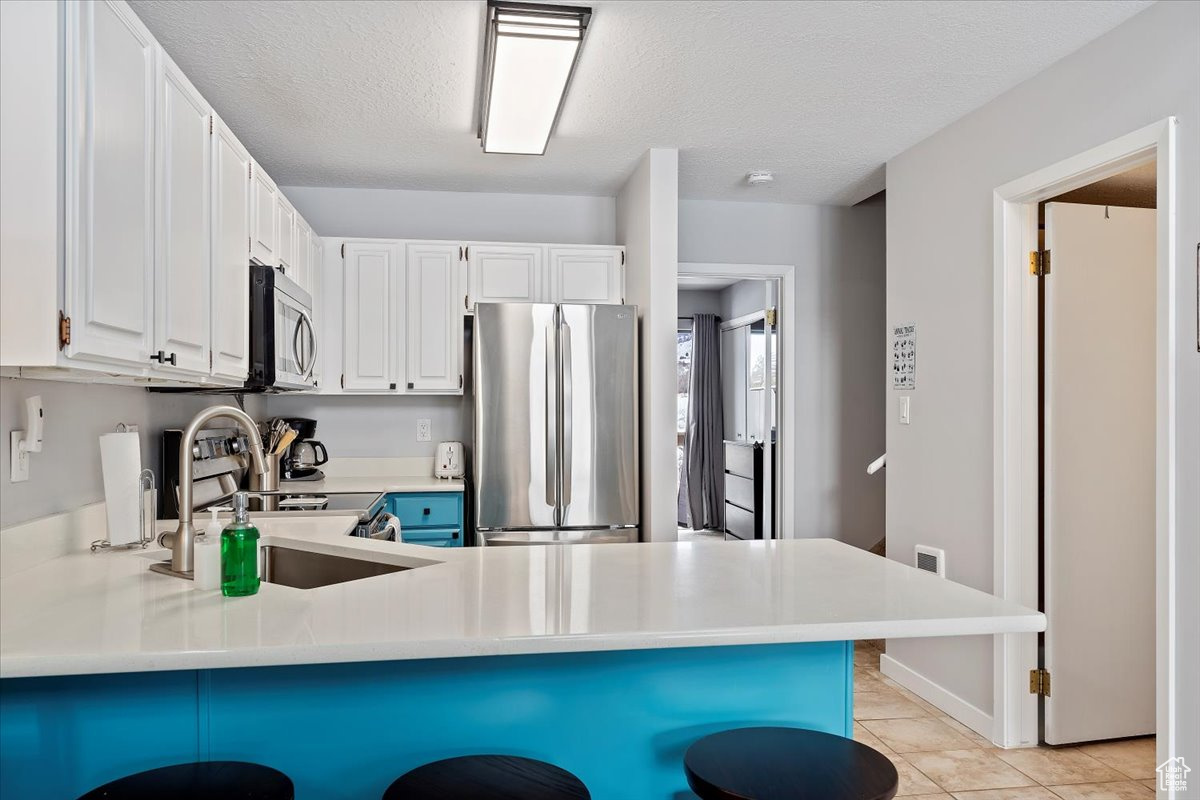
[880,653,995,743]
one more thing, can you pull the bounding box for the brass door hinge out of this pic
[1029,249,1051,277]
[58,311,71,349]
[766,307,777,326]
[1029,668,1051,697]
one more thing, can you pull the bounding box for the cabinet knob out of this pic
[423,508,431,515]
[389,382,396,390]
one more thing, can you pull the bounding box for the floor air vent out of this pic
[915,545,945,577]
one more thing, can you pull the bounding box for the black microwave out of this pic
[248,264,318,392]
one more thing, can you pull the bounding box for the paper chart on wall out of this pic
[893,324,916,389]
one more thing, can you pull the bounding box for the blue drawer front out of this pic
[387,493,462,528]
[401,526,461,547]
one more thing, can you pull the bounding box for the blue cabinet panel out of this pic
[0,642,852,800]
[387,491,464,547]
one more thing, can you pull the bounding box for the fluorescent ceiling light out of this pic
[478,1,592,155]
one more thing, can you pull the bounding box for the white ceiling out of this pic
[678,275,740,291]
[130,0,1151,205]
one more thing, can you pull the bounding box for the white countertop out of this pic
[280,476,464,494]
[0,515,1044,679]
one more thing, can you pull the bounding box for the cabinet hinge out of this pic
[464,246,469,261]
[620,250,625,265]
[248,161,253,178]
[57,311,71,350]
[341,243,345,258]
[459,374,463,389]
[458,246,463,261]
[208,115,213,135]
[1029,668,1051,697]
[1029,249,1051,277]
[340,374,345,389]
[464,294,469,311]
[766,307,777,326]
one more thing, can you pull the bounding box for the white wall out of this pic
[885,0,1198,760]
[282,186,615,244]
[0,377,264,528]
[720,279,772,321]
[617,149,679,543]
[679,201,886,549]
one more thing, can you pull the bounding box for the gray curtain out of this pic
[685,314,724,530]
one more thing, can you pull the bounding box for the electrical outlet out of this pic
[10,431,29,482]
[416,419,431,442]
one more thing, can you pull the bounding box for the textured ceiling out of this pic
[129,0,1152,204]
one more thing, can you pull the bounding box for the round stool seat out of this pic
[684,727,898,800]
[78,761,293,800]
[383,755,590,800]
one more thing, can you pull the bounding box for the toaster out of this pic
[434,441,465,479]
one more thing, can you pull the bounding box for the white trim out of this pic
[720,310,765,331]
[679,262,796,540]
[880,653,996,744]
[991,119,1177,757]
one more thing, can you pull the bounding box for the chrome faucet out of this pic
[153,405,268,578]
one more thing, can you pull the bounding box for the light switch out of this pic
[898,396,911,425]
[416,419,431,442]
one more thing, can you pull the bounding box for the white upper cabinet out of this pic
[549,246,625,305]
[405,242,462,393]
[277,194,296,276]
[343,241,399,392]
[209,114,251,381]
[62,0,157,367]
[153,50,210,374]
[249,160,277,267]
[293,216,311,295]
[467,244,544,307]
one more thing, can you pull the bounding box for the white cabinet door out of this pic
[343,241,398,392]
[210,114,251,381]
[277,195,296,277]
[63,0,156,366]
[293,216,311,295]
[467,244,544,307]
[549,247,624,304]
[249,160,277,266]
[153,50,210,374]
[405,242,462,393]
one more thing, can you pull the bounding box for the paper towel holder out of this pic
[91,469,156,552]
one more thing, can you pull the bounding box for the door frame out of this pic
[678,262,795,540]
[991,119,1177,752]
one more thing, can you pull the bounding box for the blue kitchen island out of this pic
[0,518,1043,799]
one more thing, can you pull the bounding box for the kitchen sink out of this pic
[261,545,411,590]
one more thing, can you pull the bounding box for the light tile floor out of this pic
[853,642,1158,799]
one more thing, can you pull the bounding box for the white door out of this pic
[249,160,277,267]
[406,242,462,393]
[294,217,311,295]
[549,247,624,304]
[1043,202,1156,745]
[63,0,156,366]
[467,244,544,307]
[209,114,251,381]
[153,50,210,374]
[342,241,398,392]
[277,195,296,277]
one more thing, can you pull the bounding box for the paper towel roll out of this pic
[99,431,142,546]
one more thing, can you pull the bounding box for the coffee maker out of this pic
[278,417,328,481]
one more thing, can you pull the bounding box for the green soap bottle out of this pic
[221,492,260,597]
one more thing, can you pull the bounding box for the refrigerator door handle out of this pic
[561,317,573,509]
[545,322,558,510]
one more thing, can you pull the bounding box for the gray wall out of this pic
[264,394,465,458]
[677,289,721,318]
[720,279,772,321]
[0,377,263,527]
[885,0,1198,749]
[282,186,616,244]
[678,201,886,550]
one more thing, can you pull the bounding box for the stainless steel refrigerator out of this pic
[474,303,639,545]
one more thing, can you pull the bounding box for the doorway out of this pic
[677,268,789,542]
[992,119,1177,761]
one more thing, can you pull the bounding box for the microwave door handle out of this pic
[291,312,304,377]
[299,310,317,380]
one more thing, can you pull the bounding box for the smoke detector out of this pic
[746,171,775,186]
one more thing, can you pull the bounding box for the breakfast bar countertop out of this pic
[0,512,1045,679]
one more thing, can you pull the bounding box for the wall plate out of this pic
[10,431,29,482]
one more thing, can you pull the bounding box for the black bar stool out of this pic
[383,755,590,800]
[77,760,293,799]
[684,727,898,800]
